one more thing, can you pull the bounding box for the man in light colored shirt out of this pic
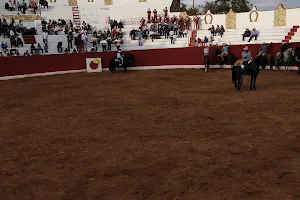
[248,28,259,42]
[100,38,107,52]
[242,46,252,75]
[42,31,48,44]
[81,33,87,52]
[169,29,175,44]
[220,43,230,61]
[137,28,143,46]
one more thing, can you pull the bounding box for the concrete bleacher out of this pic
[40,0,73,21]
[290,27,300,43]
[196,27,291,45]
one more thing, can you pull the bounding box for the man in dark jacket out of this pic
[242,28,251,41]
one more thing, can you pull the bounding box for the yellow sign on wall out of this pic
[104,0,113,5]
[139,0,147,2]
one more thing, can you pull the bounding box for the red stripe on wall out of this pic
[0,43,299,77]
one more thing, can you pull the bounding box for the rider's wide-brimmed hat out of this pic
[243,46,249,50]
[118,49,122,52]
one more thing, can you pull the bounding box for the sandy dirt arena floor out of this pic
[0,69,300,200]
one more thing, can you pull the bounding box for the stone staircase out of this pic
[23,35,36,44]
[72,6,81,27]
[282,26,299,43]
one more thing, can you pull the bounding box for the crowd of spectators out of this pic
[208,25,225,37]
[4,0,38,14]
[129,21,188,46]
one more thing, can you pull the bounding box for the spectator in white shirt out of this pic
[81,33,87,52]
[100,38,107,52]
[42,31,48,44]
[169,29,175,44]
[248,28,259,42]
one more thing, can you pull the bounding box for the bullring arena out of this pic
[1,0,300,199]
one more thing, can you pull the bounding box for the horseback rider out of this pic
[117,49,123,66]
[242,46,252,75]
[280,42,289,62]
[258,42,272,69]
[203,43,210,61]
[259,42,271,56]
[220,43,230,61]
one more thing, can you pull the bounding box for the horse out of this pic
[203,54,211,72]
[109,53,134,73]
[272,48,295,72]
[295,46,300,74]
[215,49,236,68]
[232,56,260,91]
[231,64,243,92]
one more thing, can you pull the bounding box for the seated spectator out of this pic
[64,48,70,53]
[242,28,251,41]
[215,25,221,35]
[130,29,137,40]
[44,43,48,53]
[90,47,96,52]
[1,42,8,52]
[220,25,225,37]
[24,50,30,56]
[57,42,63,53]
[197,38,205,47]
[248,28,259,42]
[209,36,214,46]
[37,43,43,53]
[10,36,17,47]
[30,44,36,54]
[90,37,97,51]
[209,25,215,36]
[204,36,209,43]
[0,50,4,57]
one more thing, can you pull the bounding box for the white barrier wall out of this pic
[236,10,274,29]
[77,0,173,26]
[286,8,300,28]
[197,5,300,30]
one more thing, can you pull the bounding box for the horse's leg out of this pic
[250,75,254,90]
[232,68,237,88]
[253,75,257,90]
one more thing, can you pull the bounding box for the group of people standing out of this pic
[141,8,201,31]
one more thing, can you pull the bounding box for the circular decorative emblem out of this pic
[204,13,213,24]
[90,61,98,70]
[249,10,258,22]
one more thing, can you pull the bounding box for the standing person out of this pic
[137,28,143,46]
[242,46,252,75]
[81,33,87,52]
[153,9,157,22]
[67,33,73,49]
[169,28,175,44]
[106,35,112,50]
[100,38,107,52]
[147,8,151,23]
[42,30,48,44]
